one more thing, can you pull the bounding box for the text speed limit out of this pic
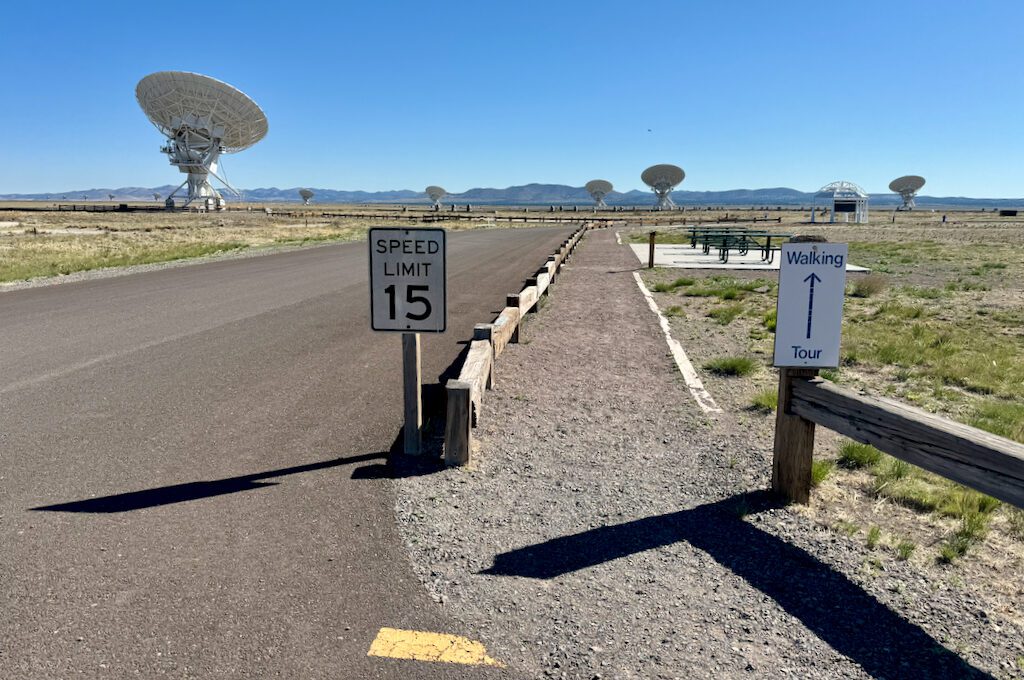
[368,227,447,333]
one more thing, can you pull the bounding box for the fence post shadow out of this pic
[481,491,994,679]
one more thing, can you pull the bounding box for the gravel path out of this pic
[394,229,1023,679]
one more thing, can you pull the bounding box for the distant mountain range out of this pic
[2,183,1021,209]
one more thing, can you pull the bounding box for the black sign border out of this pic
[368,227,447,333]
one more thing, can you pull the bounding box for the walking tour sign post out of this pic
[369,227,447,454]
[771,238,848,503]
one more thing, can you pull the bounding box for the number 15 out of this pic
[384,285,431,321]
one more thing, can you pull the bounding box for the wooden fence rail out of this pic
[443,223,590,465]
[772,371,1024,508]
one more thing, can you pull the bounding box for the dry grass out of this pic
[638,209,1024,602]
[0,204,572,283]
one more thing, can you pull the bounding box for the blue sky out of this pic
[2,1,1022,196]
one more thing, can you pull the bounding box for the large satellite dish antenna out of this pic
[299,188,314,205]
[641,164,684,210]
[425,186,447,209]
[153,192,161,201]
[888,175,925,210]
[585,179,613,209]
[136,71,268,210]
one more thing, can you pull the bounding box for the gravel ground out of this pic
[393,228,1023,679]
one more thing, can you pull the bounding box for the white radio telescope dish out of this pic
[888,175,925,210]
[136,71,268,209]
[641,164,684,210]
[425,186,447,208]
[299,188,314,205]
[585,180,613,208]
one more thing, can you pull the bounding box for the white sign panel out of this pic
[773,242,848,367]
[369,228,447,333]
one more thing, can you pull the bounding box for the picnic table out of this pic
[686,227,793,264]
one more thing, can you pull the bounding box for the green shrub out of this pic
[762,309,777,332]
[750,388,778,412]
[664,305,685,317]
[720,287,740,300]
[708,303,745,325]
[838,440,882,469]
[936,489,1000,520]
[866,526,881,549]
[877,456,910,482]
[704,356,757,377]
[811,460,834,487]
[903,286,946,299]
[938,510,991,563]
[849,274,887,298]
[653,276,696,293]
[896,540,916,561]
[873,302,925,319]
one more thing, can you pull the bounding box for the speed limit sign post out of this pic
[368,228,447,455]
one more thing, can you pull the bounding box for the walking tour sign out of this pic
[774,242,848,367]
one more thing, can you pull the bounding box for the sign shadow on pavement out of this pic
[32,450,391,513]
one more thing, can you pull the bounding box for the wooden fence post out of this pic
[506,294,521,343]
[525,277,540,312]
[648,231,657,268]
[771,367,819,503]
[445,380,472,466]
[473,323,495,388]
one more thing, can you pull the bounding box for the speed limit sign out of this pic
[368,228,447,333]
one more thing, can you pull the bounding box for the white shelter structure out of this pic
[815,180,869,223]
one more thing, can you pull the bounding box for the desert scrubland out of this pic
[635,208,1023,632]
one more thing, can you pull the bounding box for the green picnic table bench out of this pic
[688,228,792,263]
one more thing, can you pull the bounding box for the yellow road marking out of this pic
[367,627,504,667]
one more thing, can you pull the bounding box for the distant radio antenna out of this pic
[641,164,684,210]
[153,193,161,201]
[888,175,925,210]
[425,186,447,209]
[585,180,613,209]
[136,71,268,210]
[299,188,314,205]
[108,193,115,201]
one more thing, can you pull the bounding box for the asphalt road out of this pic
[0,226,572,678]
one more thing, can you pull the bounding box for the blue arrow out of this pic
[804,272,821,339]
